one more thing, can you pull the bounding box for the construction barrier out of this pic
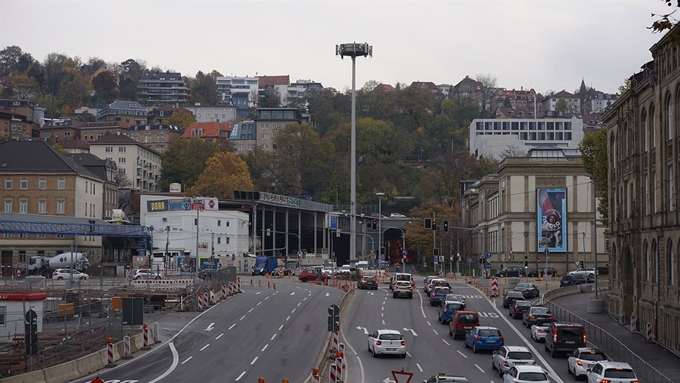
[332,331,339,352]
[106,339,116,367]
[237,276,242,291]
[197,292,204,311]
[222,281,227,299]
[209,287,216,304]
[646,322,654,342]
[131,279,194,289]
[490,278,499,297]
[122,335,133,359]
[630,314,637,334]
[142,323,150,350]
[229,281,236,295]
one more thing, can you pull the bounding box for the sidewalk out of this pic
[550,292,680,383]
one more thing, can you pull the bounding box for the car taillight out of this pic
[401,340,405,345]
[600,380,610,383]
[514,307,519,311]
[577,360,583,366]
[529,315,535,319]
[537,329,545,333]
[476,335,482,341]
[547,316,553,320]
[431,292,435,297]
[503,361,509,367]
[499,336,504,342]
[583,333,587,341]
[376,340,382,345]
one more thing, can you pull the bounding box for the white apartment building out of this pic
[469,117,584,160]
[541,91,581,113]
[89,134,162,192]
[183,105,237,124]
[215,76,259,107]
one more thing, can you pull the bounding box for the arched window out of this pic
[667,94,674,140]
[611,244,618,279]
[651,104,657,148]
[668,240,676,286]
[611,134,617,170]
[642,109,649,152]
[652,239,658,284]
[643,240,650,282]
[624,123,630,157]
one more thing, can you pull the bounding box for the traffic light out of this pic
[578,261,584,269]
[424,218,432,229]
[367,221,371,228]
[524,261,529,269]
[372,220,377,229]
[443,220,449,232]
[431,221,437,230]
[478,256,483,264]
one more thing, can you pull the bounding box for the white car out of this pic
[390,213,406,218]
[568,268,598,280]
[367,329,406,358]
[491,346,536,377]
[502,365,549,383]
[530,319,554,342]
[586,361,638,383]
[568,348,608,379]
[129,269,162,280]
[52,268,89,280]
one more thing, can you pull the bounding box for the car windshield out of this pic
[516,283,531,288]
[458,314,478,323]
[603,369,636,378]
[508,292,524,298]
[378,333,403,340]
[507,351,533,359]
[479,329,500,337]
[395,275,411,281]
[580,352,606,361]
[362,277,376,282]
[517,372,547,381]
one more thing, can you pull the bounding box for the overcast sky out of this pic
[0,0,671,94]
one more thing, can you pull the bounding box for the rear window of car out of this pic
[531,307,549,314]
[458,314,478,323]
[395,274,411,281]
[516,283,531,288]
[507,351,533,359]
[363,277,376,281]
[518,372,547,381]
[516,301,532,307]
[603,368,636,378]
[479,329,501,337]
[434,287,451,294]
[558,326,585,339]
[379,333,403,340]
[446,302,465,311]
[508,292,524,298]
[580,352,606,361]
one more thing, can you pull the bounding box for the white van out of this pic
[355,261,369,270]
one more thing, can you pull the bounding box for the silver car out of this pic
[491,346,536,377]
[367,329,406,358]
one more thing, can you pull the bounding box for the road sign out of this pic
[380,255,385,262]
[485,263,491,269]
[391,370,414,383]
[401,250,407,256]
[485,252,492,259]
[328,304,339,317]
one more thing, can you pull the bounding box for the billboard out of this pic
[537,188,567,252]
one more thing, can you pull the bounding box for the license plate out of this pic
[386,348,395,351]
[464,326,472,329]
[515,362,525,365]
[486,339,496,343]
[566,341,576,344]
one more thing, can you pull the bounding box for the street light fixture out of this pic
[376,192,385,264]
[337,42,373,267]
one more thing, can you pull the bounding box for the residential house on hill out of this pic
[39,119,84,144]
[181,122,232,143]
[374,83,395,93]
[68,153,119,219]
[183,105,236,123]
[216,75,259,107]
[138,72,190,104]
[0,140,106,271]
[80,121,132,141]
[449,75,485,108]
[60,139,91,154]
[129,124,184,153]
[0,111,33,139]
[230,120,256,153]
[255,108,304,150]
[541,90,581,114]
[0,99,46,127]
[148,105,192,125]
[89,133,161,192]
[97,100,148,125]
[491,88,537,110]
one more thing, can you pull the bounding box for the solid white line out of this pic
[181,356,192,365]
[418,290,427,318]
[235,371,246,381]
[228,324,236,330]
[441,339,450,346]
[250,356,258,365]
[456,350,468,359]
[148,342,179,383]
[200,344,209,351]
[475,364,485,373]
[216,333,224,339]
[261,344,268,352]
[271,334,277,340]
[278,324,284,331]
[416,363,423,372]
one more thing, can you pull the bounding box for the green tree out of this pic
[7,73,40,99]
[189,71,219,106]
[403,201,455,266]
[258,87,281,108]
[0,45,23,76]
[242,148,277,192]
[118,77,137,101]
[577,129,609,225]
[158,138,223,190]
[555,98,569,113]
[34,94,59,116]
[167,109,196,128]
[503,97,513,108]
[305,88,349,136]
[618,78,632,95]
[187,152,254,199]
[92,70,119,103]
[59,73,92,109]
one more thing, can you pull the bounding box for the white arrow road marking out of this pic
[383,379,395,383]
[403,328,418,336]
[356,326,368,334]
[205,323,214,331]
[148,342,178,383]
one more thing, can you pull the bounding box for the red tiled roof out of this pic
[181,122,233,139]
[258,75,290,87]
[374,83,395,93]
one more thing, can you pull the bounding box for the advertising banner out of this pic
[537,188,567,252]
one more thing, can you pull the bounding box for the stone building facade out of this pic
[602,27,680,353]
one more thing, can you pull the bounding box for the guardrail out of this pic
[544,286,673,383]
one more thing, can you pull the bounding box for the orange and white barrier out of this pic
[123,335,132,359]
[332,331,339,352]
[132,279,194,289]
[106,339,116,367]
[646,323,654,341]
[197,292,204,311]
[237,277,242,292]
[630,314,636,334]
[221,281,227,299]
[490,278,499,297]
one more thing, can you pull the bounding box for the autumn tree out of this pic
[242,148,277,192]
[59,73,92,110]
[187,152,254,199]
[0,46,23,76]
[403,201,455,266]
[7,73,40,99]
[189,71,219,106]
[475,74,498,117]
[258,87,281,108]
[158,138,223,191]
[577,129,609,225]
[92,70,119,103]
[167,109,196,128]
[555,98,569,113]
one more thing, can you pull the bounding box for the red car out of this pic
[298,267,329,283]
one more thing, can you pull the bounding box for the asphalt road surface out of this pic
[72,280,344,383]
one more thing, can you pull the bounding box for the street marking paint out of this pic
[216,333,224,339]
[261,344,268,352]
[228,324,236,330]
[441,339,450,346]
[475,364,485,373]
[250,356,258,365]
[416,363,423,372]
[148,342,178,383]
[292,308,296,313]
[286,315,291,321]
[432,328,438,335]
[239,315,246,321]
[248,308,254,312]
[200,344,209,351]
[235,371,246,381]
[257,301,262,306]
[290,292,295,295]
[456,350,467,358]
[181,356,193,365]
[278,324,284,330]
[477,312,500,318]
[271,333,277,340]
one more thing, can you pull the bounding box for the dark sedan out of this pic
[522,306,553,327]
[513,282,540,299]
[560,274,591,287]
[526,267,557,277]
[503,291,525,308]
[358,276,378,290]
[509,300,532,319]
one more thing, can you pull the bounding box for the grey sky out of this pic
[0,0,669,94]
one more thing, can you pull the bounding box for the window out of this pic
[0,306,6,325]
[20,200,27,213]
[670,165,676,211]
[643,110,649,152]
[645,173,650,216]
[4,200,11,213]
[20,178,27,189]
[106,146,113,152]
[217,237,221,244]
[119,158,126,163]
[667,94,674,139]
[668,242,675,286]
[19,251,26,263]
[58,178,65,189]
[119,147,126,152]
[4,178,12,189]
[38,200,46,214]
[226,237,230,244]
[644,242,650,282]
[651,105,657,147]
[39,178,46,189]
[57,199,65,213]
[653,171,658,212]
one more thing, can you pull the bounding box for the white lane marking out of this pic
[257,301,262,306]
[381,312,384,318]
[250,356,258,365]
[278,324,284,331]
[264,296,269,300]
[248,308,254,312]
[297,302,302,306]
[290,292,295,295]
[228,324,236,330]
[442,339,450,346]
[382,306,385,311]
[405,351,412,358]
[261,344,269,352]
[200,344,209,351]
[181,356,192,365]
[426,321,432,326]
[204,323,214,331]
[475,364,485,373]
[456,350,468,358]
[271,333,277,340]
[341,327,365,383]
[148,342,179,383]
[432,329,438,335]
[240,315,246,321]
[235,371,246,381]
[418,290,427,318]
[292,308,296,313]
[255,291,261,295]
[416,363,423,372]
[216,333,224,340]
[286,315,291,321]
[382,319,385,325]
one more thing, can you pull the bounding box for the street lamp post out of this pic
[376,192,385,265]
[337,42,373,267]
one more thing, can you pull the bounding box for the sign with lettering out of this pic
[259,192,301,207]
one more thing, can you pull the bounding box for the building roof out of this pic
[374,83,395,93]
[181,122,232,139]
[90,133,161,155]
[258,75,290,88]
[0,140,102,179]
[130,124,184,132]
[40,119,84,130]
[546,90,576,100]
[59,139,91,150]
[106,100,146,111]
[68,153,115,180]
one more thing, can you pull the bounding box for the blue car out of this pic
[464,326,504,353]
[429,286,452,306]
[438,300,466,325]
